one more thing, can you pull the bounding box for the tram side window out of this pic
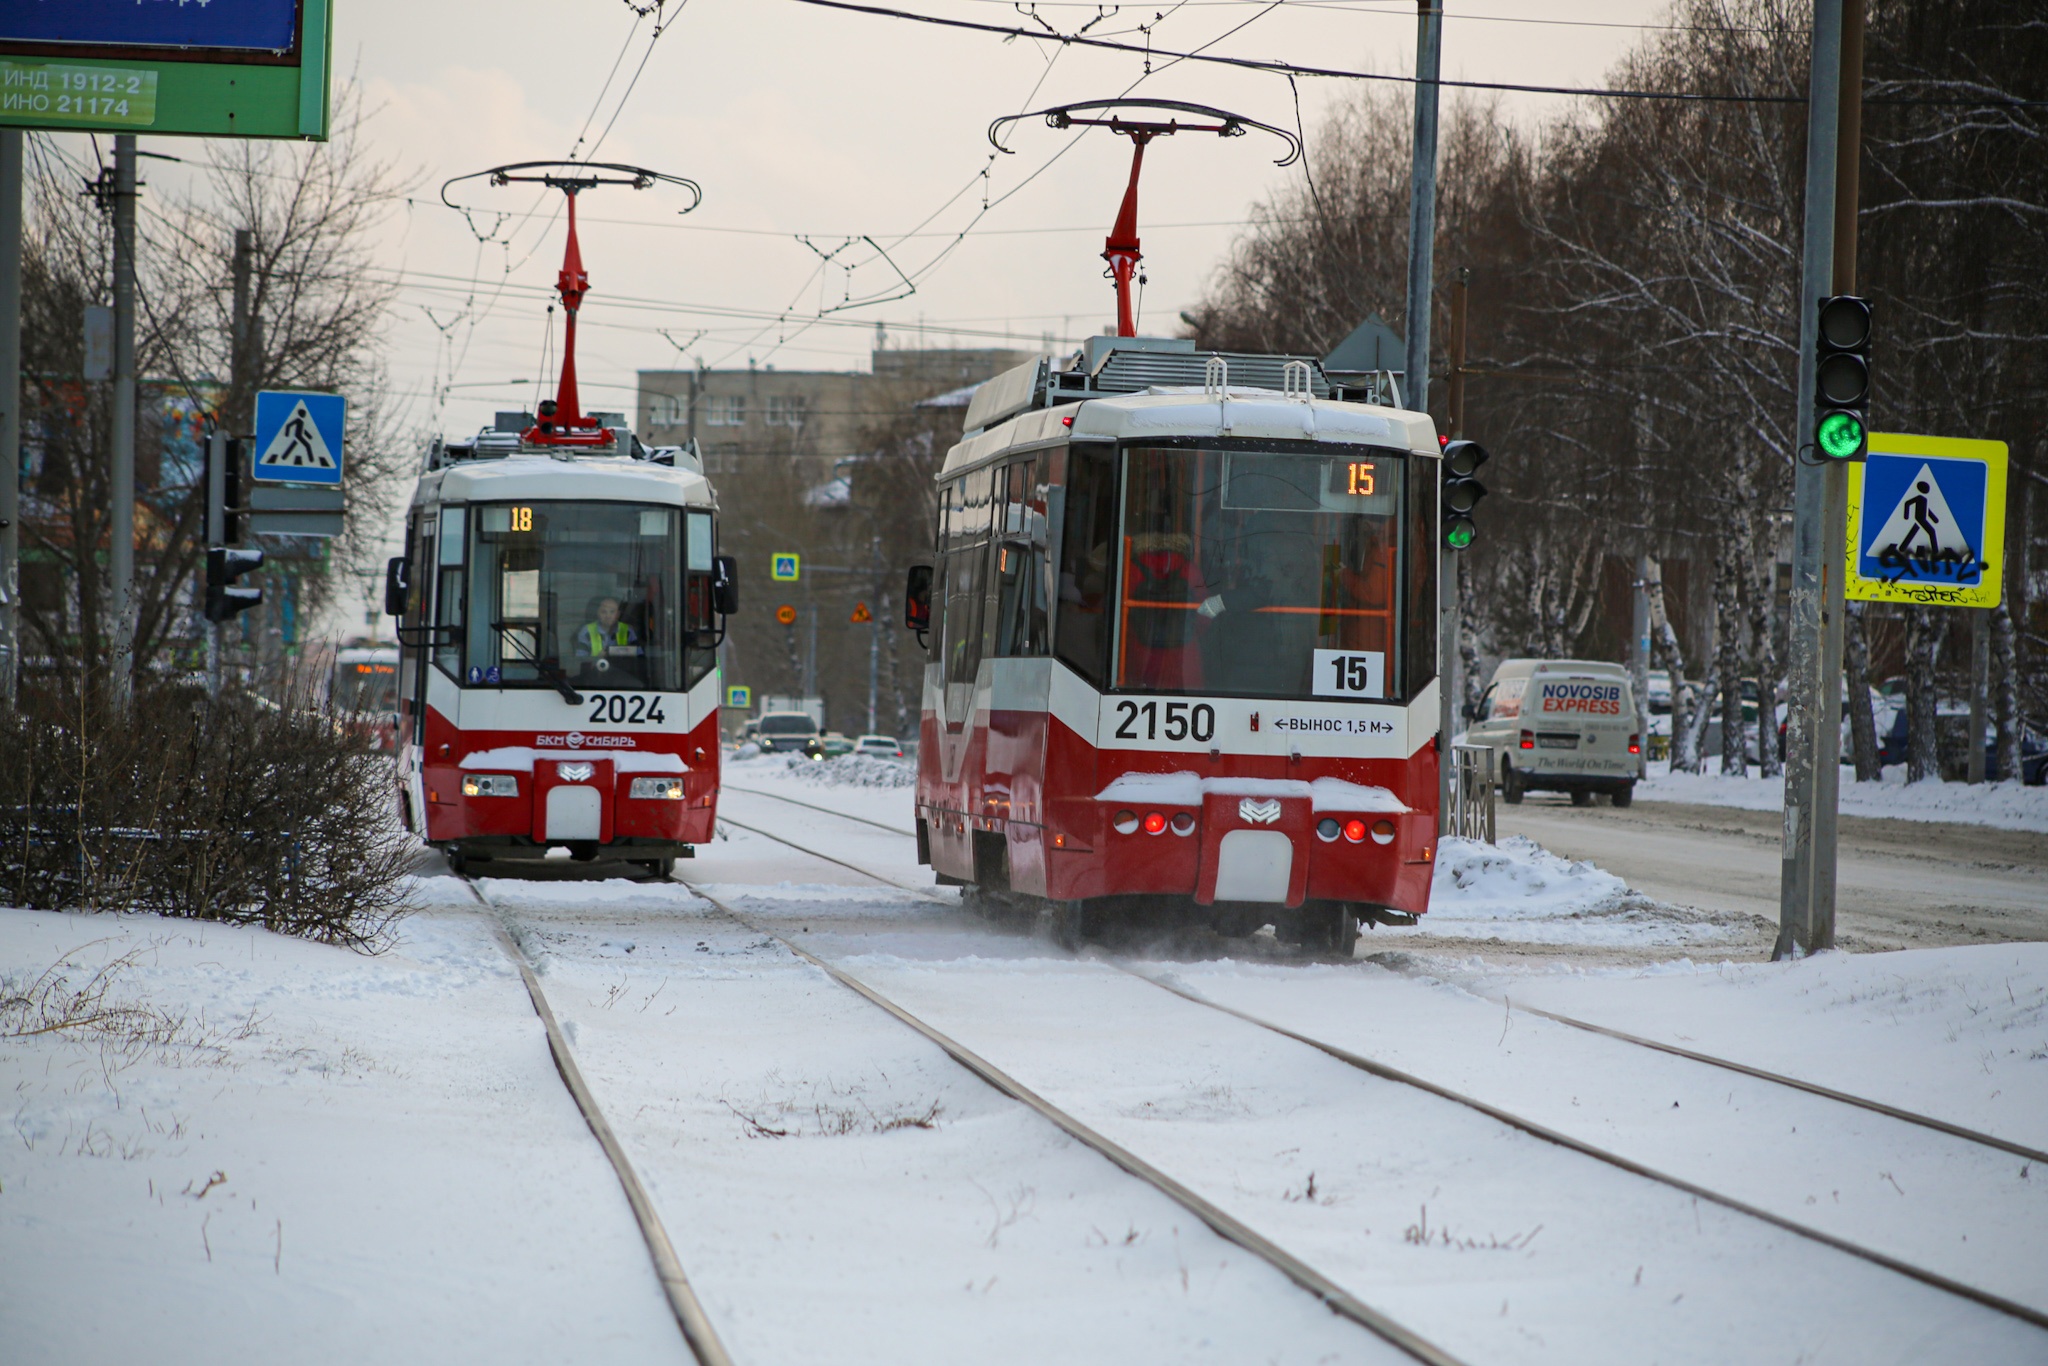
[989,458,1049,658]
[434,506,466,679]
[940,469,994,688]
[1052,444,1117,687]
[1404,460,1438,696]
[682,510,717,690]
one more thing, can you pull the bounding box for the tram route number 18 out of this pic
[1312,649,1385,699]
[1113,699,1216,743]
[587,693,668,724]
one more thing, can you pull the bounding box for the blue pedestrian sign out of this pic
[726,685,752,709]
[770,553,801,582]
[1846,432,2007,608]
[252,391,346,485]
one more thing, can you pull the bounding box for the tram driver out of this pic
[574,596,643,681]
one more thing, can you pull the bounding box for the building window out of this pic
[647,394,688,429]
[764,395,809,428]
[705,395,747,427]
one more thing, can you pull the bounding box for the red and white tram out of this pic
[388,161,735,878]
[907,340,1441,950]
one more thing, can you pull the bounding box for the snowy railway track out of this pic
[679,878,1469,1366]
[466,879,733,1366]
[720,793,2048,1334]
[723,782,918,836]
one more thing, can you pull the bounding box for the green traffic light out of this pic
[1816,410,1865,460]
[1445,520,1475,550]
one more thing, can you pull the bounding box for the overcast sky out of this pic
[302,0,1676,437]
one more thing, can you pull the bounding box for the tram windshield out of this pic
[330,657,397,712]
[460,501,714,693]
[1101,445,1433,700]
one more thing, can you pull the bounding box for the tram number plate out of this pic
[1312,649,1385,699]
[585,693,668,725]
[1112,699,1217,743]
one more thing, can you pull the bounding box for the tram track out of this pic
[722,782,919,836]
[465,877,732,1366]
[718,794,2048,1333]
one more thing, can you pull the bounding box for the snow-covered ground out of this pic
[8,756,2043,1363]
[1637,757,2048,832]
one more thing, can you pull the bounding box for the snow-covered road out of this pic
[7,759,2046,1364]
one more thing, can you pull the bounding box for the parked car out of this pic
[855,734,905,758]
[800,731,856,761]
[1876,707,2047,782]
[756,710,821,754]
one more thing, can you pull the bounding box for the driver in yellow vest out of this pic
[575,597,640,671]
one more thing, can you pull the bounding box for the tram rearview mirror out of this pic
[712,555,739,615]
[905,565,933,631]
[383,556,410,618]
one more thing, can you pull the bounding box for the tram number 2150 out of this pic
[1112,699,1216,743]
[586,693,669,724]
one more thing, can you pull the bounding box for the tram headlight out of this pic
[462,774,520,798]
[629,777,686,801]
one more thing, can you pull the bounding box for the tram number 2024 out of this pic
[586,693,668,725]
[1113,699,1216,743]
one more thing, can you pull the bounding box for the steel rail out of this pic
[724,798,2048,1332]
[1502,998,2048,1167]
[680,878,1468,1366]
[1121,965,2048,1333]
[715,812,949,899]
[466,880,733,1366]
[722,782,919,836]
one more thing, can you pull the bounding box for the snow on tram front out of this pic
[389,418,735,877]
[906,338,1441,952]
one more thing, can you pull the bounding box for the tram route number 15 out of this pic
[1113,699,1216,743]
[1312,649,1385,699]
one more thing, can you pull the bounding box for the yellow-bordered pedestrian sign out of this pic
[770,553,800,582]
[725,685,751,709]
[1846,432,2007,608]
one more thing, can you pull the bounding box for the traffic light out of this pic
[1440,438,1490,549]
[1814,295,1871,461]
[205,547,265,622]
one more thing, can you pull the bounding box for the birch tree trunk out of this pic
[1904,607,1941,783]
[1843,600,1883,781]
[1715,554,1748,777]
[1992,602,2018,783]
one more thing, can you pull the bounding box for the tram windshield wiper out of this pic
[493,621,584,705]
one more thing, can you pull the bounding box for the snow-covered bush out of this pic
[0,678,414,948]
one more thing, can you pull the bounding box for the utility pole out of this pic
[0,131,22,707]
[1404,0,1447,831]
[1777,0,1858,958]
[1442,268,1469,800]
[205,429,226,695]
[867,533,881,735]
[1632,555,1653,777]
[222,228,257,690]
[108,135,138,704]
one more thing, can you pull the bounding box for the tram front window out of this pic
[466,502,683,692]
[1113,445,1417,700]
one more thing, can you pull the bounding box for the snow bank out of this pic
[1422,836,1753,947]
[1637,758,2048,832]
[726,751,916,789]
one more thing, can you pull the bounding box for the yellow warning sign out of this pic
[850,602,873,624]
[1845,432,2007,608]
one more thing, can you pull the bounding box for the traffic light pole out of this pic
[206,429,226,696]
[1777,0,1860,957]
[0,130,21,708]
[109,135,138,704]
[1403,0,1448,835]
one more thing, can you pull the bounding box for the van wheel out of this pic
[1611,783,1634,809]
[1570,789,1594,807]
[1501,761,1525,805]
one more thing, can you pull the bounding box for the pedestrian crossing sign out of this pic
[1846,432,2006,608]
[251,390,347,485]
[725,685,751,709]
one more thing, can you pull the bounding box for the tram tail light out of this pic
[462,774,520,798]
[1169,812,1196,836]
[1142,811,1168,835]
[1628,734,1642,755]
[629,777,685,801]
[1316,818,1340,842]
[1342,819,1368,844]
[1520,730,1535,750]
[1112,810,1139,835]
[1370,820,1396,845]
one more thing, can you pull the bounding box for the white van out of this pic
[1466,658,1641,806]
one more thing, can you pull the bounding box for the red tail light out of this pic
[1628,734,1641,755]
[1142,811,1167,835]
[1520,730,1535,750]
[1342,819,1368,843]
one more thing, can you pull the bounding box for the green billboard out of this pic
[0,0,330,140]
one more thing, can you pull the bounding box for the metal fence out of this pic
[1448,742,1496,844]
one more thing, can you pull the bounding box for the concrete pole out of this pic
[1405,0,1447,834]
[109,135,138,703]
[206,428,225,696]
[0,131,21,707]
[1776,0,1850,959]
[1633,555,1653,778]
